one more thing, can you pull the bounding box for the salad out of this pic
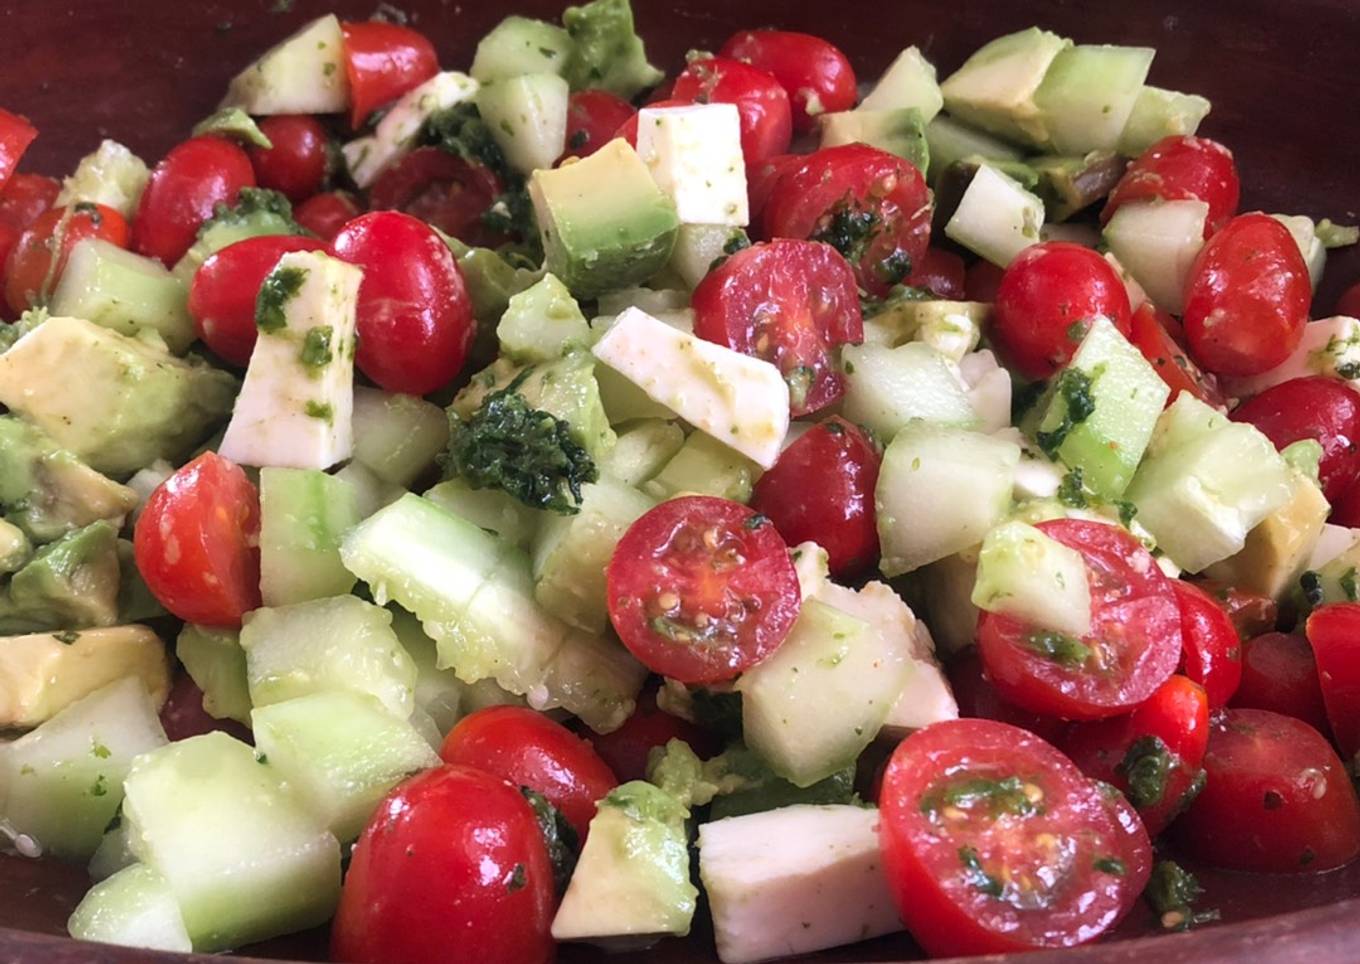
[1,2,1360,961]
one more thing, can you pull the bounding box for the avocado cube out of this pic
[940,27,1073,147]
[0,520,121,634]
[859,46,943,121]
[1203,468,1329,600]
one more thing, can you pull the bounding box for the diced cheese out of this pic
[343,72,480,189]
[219,251,362,470]
[636,104,748,226]
[592,307,789,468]
[1310,524,1360,570]
[221,15,350,116]
[1224,316,1360,399]
[957,349,1011,433]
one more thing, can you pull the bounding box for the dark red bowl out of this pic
[3,0,1360,961]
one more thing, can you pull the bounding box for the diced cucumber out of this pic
[121,732,340,952]
[859,46,942,121]
[1117,86,1211,157]
[972,520,1092,636]
[959,350,1012,433]
[176,624,250,725]
[1032,45,1155,154]
[877,425,1020,576]
[1226,316,1360,399]
[55,140,149,219]
[924,114,1025,186]
[67,863,191,953]
[940,28,1072,146]
[1273,214,1327,290]
[471,15,575,82]
[1103,199,1208,314]
[666,224,747,290]
[478,73,571,175]
[539,627,648,734]
[352,388,450,488]
[423,477,542,549]
[333,462,405,520]
[49,240,193,353]
[601,418,685,486]
[221,14,349,115]
[497,273,593,363]
[240,596,417,718]
[258,468,360,607]
[644,431,760,503]
[944,164,1045,266]
[1204,467,1329,600]
[0,677,166,860]
[820,108,929,174]
[864,298,988,361]
[841,342,979,440]
[390,607,466,735]
[88,822,136,881]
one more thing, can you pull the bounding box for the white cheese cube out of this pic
[1224,315,1360,399]
[636,104,748,227]
[957,349,1012,433]
[343,72,480,189]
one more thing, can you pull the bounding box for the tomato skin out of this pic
[992,242,1133,380]
[1232,632,1330,735]
[965,259,1005,302]
[1231,376,1360,503]
[247,115,329,202]
[132,136,256,265]
[1192,578,1278,641]
[1182,213,1311,377]
[718,30,857,133]
[188,235,330,367]
[0,109,37,192]
[907,247,967,300]
[671,57,793,164]
[1103,136,1240,237]
[439,706,618,839]
[331,211,475,395]
[878,719,1151,956]
[1128,303,1223,408]
[563,89,636,160]
[1171,580,1242,708]
[1305,604,1360,759]
[750,417,880,577]
[132,453,262,628]
[606,496,802,685]
[692,239,863,416]
[5,203,130,314]
[585,688,721,783]
[332,765,555,964]
[294,191,362,242]
[1175,708,1360,873]
[1338,281,1360,319]
[0,172,59,231]
[158,674,253,744]
[340,20,439,128]
[1334,477,1360,527]
[978,520,1183,720]
[368,147,503,248]
[946,652,1068,745]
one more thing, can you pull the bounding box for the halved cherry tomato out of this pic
[1232,631,1330,735]
[745,152,800,223]
[750,417,880,576]
[977,519,1183,720]
[133,452,261,628]
[991,242,1133,380]
[294,191,362,242]
[439,706,617,839]
[247,115,329,202]
[1305,603,1360,758]
[0,109,37,193]
[0,172,59,230]
[965,259,1005,302]
[1171,580,1242,708]
[946,652,1067,745]
[5,203,130,314]
[763,144,932,298]
[1128,303,1223,407]
[692,239,863,415]
[158,674,253,744]
[718,30,857,133]
[906,247,967,300]
[188,235,330,367]
[368,147,503,247]
[671,57,793,164]
[563,89,636,161]
[1174,708,1360,873]
[331,211,475,395]
[340,20,439,129]
[332,766,554,964]
[606,496,801,685]
[1231,376,1360,503]
[1182,212,1310,377]
[132,136,256,265]
[1192,578,1278,640]
[878,718,1152,957]
[584,688,722,783]
[1102,135,1240,237]
[1338,281,1360,319]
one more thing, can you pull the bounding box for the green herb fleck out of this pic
[299,325,334,369]
[89,774,109,798]
[1300,569,1325,608]
[1024,630,1091,668]
[1341,567,1359,603]
[1145,860,1220,931]
[1011,378,1048,423]
[90,741,111,760]
[255,753,269,765]
[53,630,80,645]
[567,128,589,151]
[1035,368,1096,458]
[304,401,334,423]
[1336,361,1360,380]
[1119,735,1173,808]
[722,232,752,256]
[1057,468,1089,508]
[743,513,769,531]
[1094,856,1126,876]
[958,846,1004,898]
[1115,500,1138,527]
[521,788,579,896]
[507,863,527,892]
[921,775,1038,819]
[256,266,308,333]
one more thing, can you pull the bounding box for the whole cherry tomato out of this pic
[132,136,256,265]
[1171,580,1242,708]
[1304,603,1360,758]
[368,147,503,247]
[340,20,439,128]
[1128,303,1223,407]
[0,108,37,193]
[247,115,329,202]
[1231,376,1360,503]
[965,259,1005,302]
[563,89,636,160]
[907,248,967,300]
[5,203,130,314]
[1232,631,1330,735]
[671,57,793,164]
[585,688,722,783]
[1192,578,1279,640]
[294,191,362,242]
[0,172,59,231]
[718,30,857,133]
[612,97,687,150]
[1102,135,1240,237]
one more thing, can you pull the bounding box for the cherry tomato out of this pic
[1305,603,1360,759]
[1174,708,1360,873]
[671,57,793,164]
[133,453,261,628]
[132,136,256,265]
[606,496,801,685]
[1192,578,1278,640]
[294,191,362,242]
[247,115,329,202]
[1338,281,1360,319]
[340,20,439,129]
[718,30,857,133]
[1232,632,1330,735]
[439,706,617,839]
[0,109,36,193]
[5,203,130,314]
[764,144,932,298]
[1334,478,1360,527]
[331,211,475,395]
[0,172,59,230]
[158,674,252,744]
[1102,135,1240,237]
[332,765,554,964]
[1182,213,1311,377]
[750,417,880,576]
[562,89,636,160]
[745,152,800,223]
[368,147,503,248]
[188,235,330,367]
[946,652,1068,745]
[1171,580,1242,708]
[878,718,1152,956]
[978,519,1183,720]
[991,242,1133,380]
[692,239,863,415]
[907,247,967,300]
[585,688,722,783]
[965,260,1005,302]
[1128,303,1223,407]
[1231,376,1360,503]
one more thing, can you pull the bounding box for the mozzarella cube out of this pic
[343,72,479,188]
[636,104,748,226]
[1224,315,1360,399]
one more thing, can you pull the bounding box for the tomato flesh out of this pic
[0,108,37,193]
[1128,303,1223,407]
[1305,603,1360,759]
[247,115,329,202]
[132,136,256,265]
[5,203,130,314]
[1103,135,1240,237]
[1231,375,1360,503]
[671,57,793,164]
[1171,579,1242,708]
[340,20,439,128]
[562,89,636,160]
[294,191,362,242]
[368,147,503,248]
[718,30,857,133]
[1232,631,1330,735]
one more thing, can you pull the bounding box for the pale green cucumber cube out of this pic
[601,418,685,487]
[176,624,250,725]
[49,240,194,354]
[258,468,360,607]
[971,520,1092,636]
[423,477,543,550]
[841,342,979,441]
[644,431,761,503]
[1032,44,1155,154]
[68,863,191,953]
[352,387,449,488]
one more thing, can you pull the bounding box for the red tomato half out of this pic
[294,191,362,242]
[1305,604,1360,759]
[0,172,60,231]
[585,688,722,783]
[1232,632,1330,735]
[879,719,1152,957]
[331,211,475,395]
[188,235,330,367]
[906,247,967,300]
[1231,376,1360,504]
[132,136,256,265]
[247,115,329,202]
[1171,580,1242,708]
[439,706,618,839]
[978,520,1183,720]
[718,30,857,133]
[5,203,130,314]
[1182,213,1310,377]
[133,453,261,628]
[671,57,793,164]
[368,147,503,248]
[606,496,801,684]
[0,109,37,193]
[563,90,636,160]
[1128,303,1223,407]
[1174,708,1360,873]
[692,239,863,415]
[1193,578,1278,641]
[340,20,439,129]
[763,144,931,298]
[332,766,554,964]
[1103,135,1240,237]
[947,652,1068,746]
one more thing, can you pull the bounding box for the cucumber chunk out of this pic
[644,431,760,503]
[477,73,571,175]
[221,14,349,115]
[89,820,136,882]
[1032,45,1155,154]
[49,240,194,354]
[944,164,1045,267]
[423,477,543,549]
[924,114,1025,186]
[859,46,943,121]
[1102,199,1208,315]
[1117,86,1211,157]
[972,520,1092,636]
[841,342,979,440]
[258,468,360,607]
[601,418,685,487]
[176,624,250,725]
[55,140,149,219]
[471,15,574,82]
[390,607,467,736]
[68,863,192,953]
[352,388,450,488]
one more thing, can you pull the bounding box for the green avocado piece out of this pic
[940,27,1073,147]
[171,188,305,287]
[561,0,663,99]
[1030,151,1129,222]
[439,235,543,369]
[497,273,593,364]
[820,107,930,175]
[698,744,859,821]
[0,521,121,634]
[116,538,166,624]
[0,519,31,576]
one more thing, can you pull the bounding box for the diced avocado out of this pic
[68,863,191,953]
[0,519,30,575]
[49,240,195,354]
[700,746,858,822]
[424,477,543,549]
[221,14,349,115]
[551,780,696,946]
[176,625,251,726]
[172,188,305,287]
[940,28,1073,147]
[972,520,1092,636]
[1031,152,1129,222]
[258,468,360,607]
[944,163,1045,266]
[1283,439,1325,485]
[120,732,340,952]
[859,46,943,121]
[0,521,121,634]
[442,235,544,331]
[1102,199,1208,315]
[561,0,663,99]
[115,539,164,625]
[390,607,468,736]
[1,677,166,861]
[1117,86,1211,157]
[665,224,749,290]
[863,298,989,362]
[820,108,928,174]
[924,114,1025,186]
[1204,467,1329,600]
[477,73,571,175]
[497,273,593,363]
[530,140,679,298]
[55,140,149,220]
[601,419,685,487]
[841,342,979,440]
[933,157,1039,228]
[191,107,273,149]
[472,15,575,82]
[644,431,760,503]
[1032,45,1155,154]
